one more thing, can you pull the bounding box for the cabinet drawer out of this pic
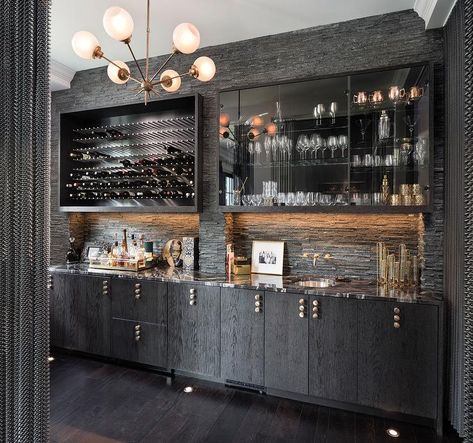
[112,318,167,368]
[111,279,167,325]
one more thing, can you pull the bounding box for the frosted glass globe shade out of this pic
[173,23,200,54]
[103,7,134,41]
[160,70,181,92]
[107,61,130,84]
[72,31,100,59]
[193,57,216,82]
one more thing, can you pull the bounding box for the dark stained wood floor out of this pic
[50,353,462,443]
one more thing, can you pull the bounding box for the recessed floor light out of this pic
[386,428,400,438]
[48,356,55,362]
[183,386,193,393]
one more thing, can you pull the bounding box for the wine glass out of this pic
[404,116,417,137]
[296,135,309,161]
[327,135,339,159]
[313,107,320,126]
[247,142,254,164]
[309,133,322,159]
[338,134,348,157]
[356,118,371,142]
[320,137,329,160]
[264,136,272,163]
[330,102,338,124]
[254,141,262,165]
[286,192,296,206]
[317,104,326,125]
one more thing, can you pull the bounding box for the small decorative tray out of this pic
[88,257,156,272]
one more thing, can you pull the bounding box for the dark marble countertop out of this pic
[49,264,442,305]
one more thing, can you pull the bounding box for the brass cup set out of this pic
[353,85,424,106]
[390,183,425,206]
[376,242,420,288]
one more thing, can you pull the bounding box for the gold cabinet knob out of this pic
[299,305,305,312]
[135,283,141,289]
[255,301,261,307]
[312,313,319,319]
[312,300,319,306]
[134,325,141,330]
[394,322,401,329]
[102,290,108,296]
[394,307,400,314]
[135,294,141,300]
[299,298,305,305]
[134,288,141,294]
[312,306,319,312]
[135,335,141,341]
[299,312,305,318]
[255,294,262,301]
[255,307,261,313]
[189,300,196,306]
[393,315,400,322]
[103,280,108,285]
[190,288,196,294]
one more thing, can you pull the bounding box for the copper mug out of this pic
[408,85,424,101]
[388,86,405,104]
[353,91,368,105]
[369,90,384,104]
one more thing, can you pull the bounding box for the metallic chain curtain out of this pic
[466,0,473,440]
[0,0,51,442]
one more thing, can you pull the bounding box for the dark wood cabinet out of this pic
[221,288,264,387]
[264,292,309,395]
[58,274,111,356]
[357,300,439,419]
[309,296,358,403]
[111,278,167,325]
[168,283,221,377]
[49,273,67,348]
[111,318,167,367]
[110,278,168,366]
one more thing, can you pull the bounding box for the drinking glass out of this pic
[327,135,339,159]
[352,155,361,167]
[374,155,382,167]
[330,102,338,124]
[415,138,427,166]
[310,133,322,159]
[385,154,393,166]
[338,135,348,157]
[286,192,296,206]
[264,136,272,163]
[253,194,263,206]
[317,104,326,125]
[335,194,348,205]
[242,195,251,206]
[363,154,373,167]
[277,192,286,206]
[247,142,254,163]
[254,141,262,165]
[404,116,417,137]
[356,118,371,142]
[305,192,316,206]
[362,193,371,205]
[296,191,306,206]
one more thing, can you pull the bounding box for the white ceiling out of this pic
[50,0,457,90]
[52,0,416,73]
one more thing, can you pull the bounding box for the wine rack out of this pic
[59,95,202,212]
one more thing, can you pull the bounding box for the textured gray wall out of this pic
[50,9,444,287]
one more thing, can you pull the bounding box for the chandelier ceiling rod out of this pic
[71,0,216,105]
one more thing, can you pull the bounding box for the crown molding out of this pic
[414,0,458,29]
[50,59,76,92]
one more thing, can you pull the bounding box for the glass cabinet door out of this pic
[349,65,430,207]
[219,64,431,211]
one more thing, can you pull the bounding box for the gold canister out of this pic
[402,194,414,206]
[399,184,412,196]
[414,194,425,205]
[381,175,390,205]
[412,183,422,195]
[391,194,401,206]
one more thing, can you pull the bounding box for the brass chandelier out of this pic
[72,0,216,105]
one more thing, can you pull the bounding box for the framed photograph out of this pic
[81,242,106,263]
[251,240,284,275]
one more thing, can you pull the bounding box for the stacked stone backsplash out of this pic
[51,10,444,290]
[226,213,426,283]
[70,213,199,257]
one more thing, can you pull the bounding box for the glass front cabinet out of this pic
[218,64,432,212]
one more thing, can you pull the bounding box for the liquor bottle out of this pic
[111,241,119,266]
[121,229,128,256]
[129,234,138,259]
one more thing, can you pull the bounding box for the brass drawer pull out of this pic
[394,322,401,329]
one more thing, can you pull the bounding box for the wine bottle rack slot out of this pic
[60,94,201,212]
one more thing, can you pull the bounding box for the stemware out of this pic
[404,116,418,137]
[296,135,310,161]
[310,133,322,159]
[330,102,338,124]
[296,191,306,206]
[338,134,348,157]
[356,118,371,142]
[254,141,262,165]
[241,194,251,206]
[277,192,286,206]
[327,135,339,159]
[253,194,263,206]
[415,138,427,166]
[305,192,316,206]
[264,136,272,163]
[317,104,326,125]
[313,107,320,126]
[247,142,255,163]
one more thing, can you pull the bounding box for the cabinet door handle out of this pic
[393,322,401,329]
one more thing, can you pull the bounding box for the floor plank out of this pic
[50,353,462,443]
